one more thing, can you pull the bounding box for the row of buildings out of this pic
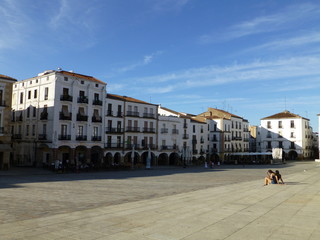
[0,70,318,170]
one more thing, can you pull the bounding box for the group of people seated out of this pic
[264,169,285,185]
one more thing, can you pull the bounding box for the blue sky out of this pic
[1,0,320,129]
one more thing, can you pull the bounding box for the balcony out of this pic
[143,127,155,133]
[40,112,48,120]
[38,134,47,140]
[161,128,168,133]
[0,100,6,107]
[60,94,73,102]
[106,110,113,116]
[125,144,140,149]
[59,112,72,120]
[160,145,179,151]
[76,135,87,141]
[141,144,157,150]
[16,115,23,122]
[172,129,179,134]
[126,111,139,117]
[105,142,124,149]
[116,111,123,117]
[232,137,242,141]
[92,99,103,106]
[193,149,198,154]
[77,96,88,104]
[126,126,140,132]
[200,139,204,143]
[143,113,156,119]
[58,134,71,140]
[183,134,189,139]
[91,136,102,141]
[92,116,102,123]
[105,127,124,134]
[77,114,88,121]
[12,134,22,139]
[192,139,197,144]
[183,123,188,128]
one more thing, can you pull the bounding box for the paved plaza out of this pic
[1,161,320,239]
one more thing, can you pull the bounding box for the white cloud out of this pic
[0,0,31,49]
[199,3,320,43]
[117,51,162,73]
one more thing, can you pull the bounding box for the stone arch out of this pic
[141,151,156,166]
[158,153,169,165]
[104,152,113,168]
[124,151,140,166]
[288,150,298,160]
[169,152,179,165]
[91,146,103,169]
[37,143,51,167]
[75,146,87,165]
[114,152,122,165]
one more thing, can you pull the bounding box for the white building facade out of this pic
[11,70,106,167]
[260,111,314,160]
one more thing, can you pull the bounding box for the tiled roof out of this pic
[107,93,158,106]
[59,71,105,85]
[198,107,243,120]
[0,74,17,81]
[261,110,308,120]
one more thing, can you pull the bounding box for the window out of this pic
[193,125,195,133]
[34,89,37,98]
[20,92,24,104]
[81,80,84,84]
[278,121,282,128]
[32,125,35,136]
[64,77,68,81]
[94,93,99,100]
[78,126,83,136]
[27,106,30,118]
[290,120,295,128]
[61,125,67,135]
[267,121,271,129]
[95,83,98,87]
[93,126,98,136]
[291,132,295,138]
[267,141,272,148]
[44,87,48,100]
[63,88,69,96]
[28,91,31,99]
[26,125,29,136]
[279,141,283,148]
[33,106,36,117]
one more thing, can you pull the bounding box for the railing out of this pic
[126,111,139,117]
[105,143,124,148]
[141,144,157,150]
[183,123,188,128]
[40,112,48,120]
[59,112,72,120]
[92,116,102,122]
[91,136,102,141]
[0,100,6,107]
[161,128,168,133]
[12,134,22,139]
[76,135,87,141]
[105,127,124,134]
[126,127,140,132]
[172,129,179,134]
[38,134,47,140]
[76,114,88,121]
[16,115,23,122]
[143,127,155,133]
[116,111,123,117]
[58,134,71,140]
[77,96,88,103]
[183,134,189,139]
[92,99,103,106]
[60,94,73,101]
[200,139,204,143]
[143,113,155,118]
[160,145,179,151]
[125,144,140,149]
[106,110,113,116]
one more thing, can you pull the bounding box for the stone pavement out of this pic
[1,162,320,239]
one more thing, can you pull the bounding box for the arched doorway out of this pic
[75,146,87,166]
[104,152,113,168]
[114,152,122,165]
[141,151,156,166]
[158,153,169,165]
[169,152,179,165]
[91,146,103,169]
[124,151,140,167]
[37,144,51,168]
[288,150,298,160]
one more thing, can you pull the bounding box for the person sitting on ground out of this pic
[275,170,285,184]
[264,170,278,185]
